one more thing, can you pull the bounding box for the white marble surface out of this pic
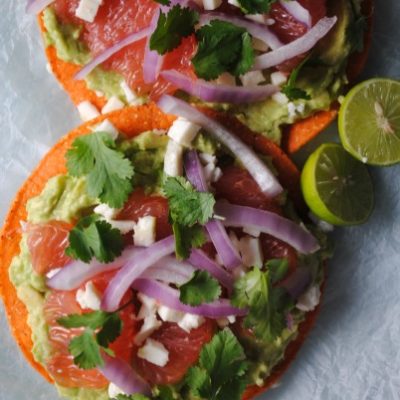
[0,1,400,399]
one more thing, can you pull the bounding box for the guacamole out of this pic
[9,129,327,400]
[42,0,362,144]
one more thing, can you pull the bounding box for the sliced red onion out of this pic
[205,220,242,269]
[279,0,312,28]
[26,0,53,14]
[75,26,152,80]
[161,70,278,104]
[199,13,283,50]
[99,354,151,396]
[184,149,208,191]
[47,246,139,291]
[132,278,247,318]
[101,236,175,312]
[252,16,337,71]
[143,11,164,84]
[158,95,283,197]
[184,150,242,269]
[214,202,320,254]
[280,267,311,299]
[189,249,234,291]
[142,256,196,285]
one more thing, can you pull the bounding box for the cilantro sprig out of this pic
[180,270,222,306]
[66,215,124,263]
[163,177,215,259]
[163,176,215,226]
[150,5,199,55]
[281,59,311,101]
[192,20,255,81]
[185,329,249,400]
[66,131,134,208]
[231,260,293,342]
[237,0,277,15]
[58,310,123,370]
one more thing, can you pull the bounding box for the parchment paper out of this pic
[0,1,400,399]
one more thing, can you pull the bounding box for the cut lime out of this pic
[301,143,374,226]
[338,78,400,166]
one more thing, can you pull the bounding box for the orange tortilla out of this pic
[0,105,323,396]
[38,0,373,154]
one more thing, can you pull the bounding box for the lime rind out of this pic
[301,143,374,226]
[338,78,400,166]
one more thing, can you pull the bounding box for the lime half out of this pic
[301,143,374,226]
[338,78,400,166]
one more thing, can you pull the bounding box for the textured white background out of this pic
[1,1,400,399]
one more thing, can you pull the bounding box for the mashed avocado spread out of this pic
[42,0,362,144]
[9,130,327,400]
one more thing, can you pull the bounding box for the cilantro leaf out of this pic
[266,258,289,284]
[163,177,215,226]
[179,270,221,306]
[237,0,277,14]
[65,215,124,263]
[66,132,134,208]
[153,0,170,5]
[68,331,104,370]
[150,5,199,55]
[185,329,248,400]
[281,58,311,101]
[173,222,206,260]
[231,267,293,342]
[193,20,254,80]
[58,310,123,370]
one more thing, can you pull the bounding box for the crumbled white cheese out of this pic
[109,220,137,234]
[137,293,159,319]
[120,80,145,105]
[178,314,205,333]
[93,119,119,140]
[212,166,223,183]
[77,101,100,122]
[202,0,222,10]
[199,153,216,165]
[227,0,240,7]
[76,281,101,310]
[270,71,288,86]
[272,92,289,105]
[246,14,266,24]
[108,383,126,398]
[252,38,269,52]
[296,102,305,114]
[46,268,62,279]
[133,216,157,247]
[215,72,236,86]
[168,117,201,147]
[217,315,236,328]
[238,236,263,268]
[134,315,163,345]
[240,71,265,87]
[287,102,297,119]
[158,305,185,323]
[266,18,275,26]
[296,285,321,312]
[94,203,120,220]
[164,139,184,177]
[101,96,125,114]
[75,0,102,23]
[138,339,169,367]
[242,226,261,238]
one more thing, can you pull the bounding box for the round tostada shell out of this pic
[37,0,374,154]
[0,104,323,397]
